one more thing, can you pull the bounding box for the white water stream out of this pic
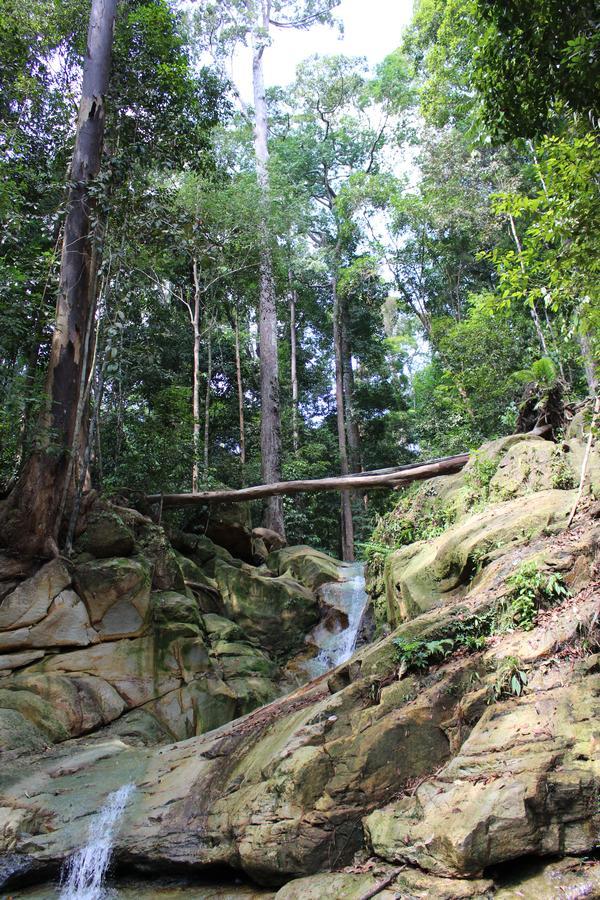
[59,783,135,900]
[301,562,369,679]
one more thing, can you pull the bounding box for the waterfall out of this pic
[302,562,368,679]
[59,783,135,900]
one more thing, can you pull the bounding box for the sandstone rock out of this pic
[488,438,557,499]
[0,589,98,651]
[214,560,319,657]
[383,489,575,626]
[276,868,493,899]
[73,557,151,640]
[211,641,277,679]
[365,675,600,877]
[174,552,223,614]
[254,527,287,553]
[0,685,70,745]
[1,672,126,741]
[186,500,255,562]
[31,636,181,707]
[76,508,135,558]
[202,613,246,643]
[0,707,49,754]
[267,545,343,591]
[495,856,600,899]
[0,650,45,671]
[138,523,187,591]
[0,560,70,631]
[147,676,238,740]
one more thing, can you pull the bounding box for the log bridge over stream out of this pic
[147,452,470,508]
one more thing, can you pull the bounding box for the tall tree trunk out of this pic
[508,213,550,358]
[340,293,361,474]
[203,321,212,483]
[289,270,300,454]
[579,332,598,396]
[234,303,246,479]
[192,259,201,493]
[251,2,285,538]
[332,275,354,562]
[0,0,117,557]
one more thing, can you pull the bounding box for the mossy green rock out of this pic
[365,674,600,877]
[488,439,558,499]
[214,560,319,657]
[202,613,246,642]
[211,641,277,679]
[276,869,493,899]
[76,508,135,558]
[384,488,575,626]
[267,545,343,591]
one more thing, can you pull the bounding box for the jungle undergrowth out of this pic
[392,562,571,673]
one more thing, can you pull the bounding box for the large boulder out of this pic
[73,557,152,640]
[186,500,255,563]
[213,560,319,657]
[0,560,70,631]
[266,545,343,592]
[75,507,135,558]
[0,589,98,651]
[365,674,600,877]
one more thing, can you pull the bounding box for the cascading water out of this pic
[59,783,135,900]
[302,562,369,679]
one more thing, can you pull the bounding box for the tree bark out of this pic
[340,292,361,474]
[251,1,285,538]
[579,332,598,397]
[146,453,470,507]
[192,259,201,493]
[234,303,246,477]
[0,0,118,557]
[289,269,300,454]
[203,318,212,482]
[332,274,354,561]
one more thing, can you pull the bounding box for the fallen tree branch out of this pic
[358,866,406,900]
[567,395,600,528]
[146,453,470,507]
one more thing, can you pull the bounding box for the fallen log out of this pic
[146,453,469,508]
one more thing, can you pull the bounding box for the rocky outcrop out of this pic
[266,545,343,591]
[213,560,320,657]
[383,488,574,627]
[0,505,597,891]
[0,435,598,896]
[0,505,343,759]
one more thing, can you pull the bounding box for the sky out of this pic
[232,0,415,101]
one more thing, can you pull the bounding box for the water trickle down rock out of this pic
[59,783,135,900]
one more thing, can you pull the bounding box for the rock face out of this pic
[0,434,599,898]
[0,505,342,760]
[383,488,574,627]
[213,560,320,657]
[267,545,343,591]
[366,673,600,876]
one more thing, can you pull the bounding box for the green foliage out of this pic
[393,611,491,671]
[364,483,456,579]
[486,130,600,366]
[513,357,558,390]
[550,450,576,490]
[464,449,499,507]
[500,561,571,631]
[472,0,600,139]
[490,656,528,701]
